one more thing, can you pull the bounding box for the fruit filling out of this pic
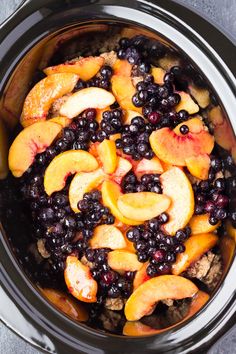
[1,31,235,336]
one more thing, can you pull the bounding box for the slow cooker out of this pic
[0,0,235,353]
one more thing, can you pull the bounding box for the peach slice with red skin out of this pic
[117,192,171,222]
[160,167,194,235]
[124,275,198,321]
[134,157,163,179]
[41,288,88,321]
[69,168,105,212]
[111,75,142,113]
[9,121,61,177]
[123,290,209,335]
[21,73,78,127]
[0,119,9,179]
[189,214,220,234]
[108,250,143,274]
[112,156,132,184]
[175,91,199,114]
[44,150,98,196]
[97,139,117,174]
[133,262,150,290]
[101,180,142,225]
[113,59,132,76]
[90,225,127,250]
[44,56,104,81]
[172,233,219,275]
[150,118,214,166]
[64,256,97,303]
[59,87,115,119]
[185,154,210,180]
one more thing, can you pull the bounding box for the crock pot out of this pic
[0,0,235,353]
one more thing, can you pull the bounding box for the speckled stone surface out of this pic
[0,0,235,353]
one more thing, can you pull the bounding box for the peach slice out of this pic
[111,75,142,113]
[189,84,210,109]
[97,139,117,174]
[133,262,150,291]
[124,275,198,321]
[101,180,142,225]
[123,290,209,335]
[59,87,115,119]
[220,235,235,270]
[44,150,98,196]
[109,133,121,142]
[123,110,145,125]
[108,250,143,274]
[49,116,71,127]
[64,256,97,303]
[208,106,236,158]
[134,157,163,180]
[185,154,210,180]
[41,288,88,321]
[158,55,181,71]
[21,73,78,127]
[226,220,236,243]
[151,67,166,85]
[175,91,199,114]
[112,156,132,184]
[90,225,127,249]
[44,56,104,80]
[160,167,194,235]
[189,214,220,235]
[113,59,132,76]
[9,121,61,177]
[172,233,219,275]
[0,119,9,179]
[69,168,105,212]
[117,192,171,222]
[149,118,214,166]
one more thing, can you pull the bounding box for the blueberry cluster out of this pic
[193,156,229,225]
[121,171,162,194]
[133,74,181,112]
[115,117,155,160]
[85,248,133,299]
[117,35,166,67]
[93,108,123,142]
[126,219,191,276]
[74,65,113,91]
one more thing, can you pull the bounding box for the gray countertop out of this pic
[0,0,236,353]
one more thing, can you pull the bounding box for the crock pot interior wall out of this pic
[0,1,235,353]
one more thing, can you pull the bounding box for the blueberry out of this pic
[214,178,225,191]
[177,110,188,121]
[107,285,121,298]
[63,215,76,229]
[100,65,113,78]
[157,212,169,224]
[174,244,186,253]
[180,124,189,135]
[209,215,219,225]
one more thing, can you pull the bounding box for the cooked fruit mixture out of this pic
[1,31,236,336]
